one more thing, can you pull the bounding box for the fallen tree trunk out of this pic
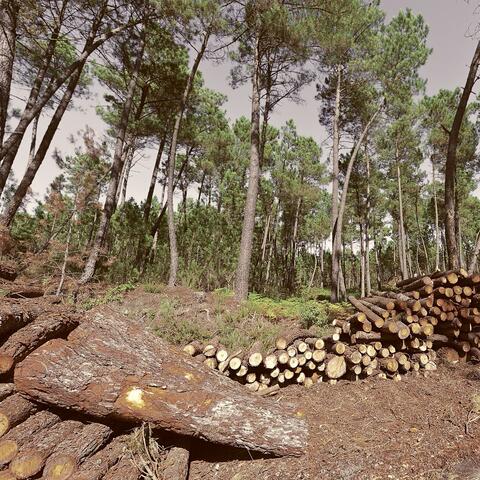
[15,310,308,457]
[0,312,80,374]
[0,263,16,282]
[43,422,113,480]
[72,435,131,480]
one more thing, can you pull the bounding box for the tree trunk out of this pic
[331,108,380,302]
[0,0,17,148]
[445,39,480,269]
[56,212,74,296]
[319,240,324,289]
[432,157,440,271]
[0,57,87,227]
[167,31,210,287]
[234,36,261,301]
[365,147,371,295]
[0,0,134,178]
[360,222,365,298]
[396,149,408,280]
[79,37,145,284]
[469,231,480,274]
[15,310,308,457]
[27,112,40,168]
[0,0,67,196]
[143,134,167,221]
[118,146,134,208]
[330,67,342,302]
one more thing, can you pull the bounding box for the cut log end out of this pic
[10,451,44,479]
[43,454,76,480]
[0,440,18,466]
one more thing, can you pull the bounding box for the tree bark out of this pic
[15,310,308,457]
[445,39,480,269]
[167,31,210,287]
[43,422,113,480]
[365,147,371,295]
[143,134,167,221]
[396,145,408,280]
[0,0,17,148]
[0,312,80,375]
[72,435,131,480]
[330,67,342,302]
[235,35,261,301]
[79,37,145,284]
[331,108,380,302]
[432,157,440,271]
[0,62,86,227]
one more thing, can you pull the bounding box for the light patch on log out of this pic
[125,388,145,409]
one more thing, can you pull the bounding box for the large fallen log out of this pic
[15,310,308,457]
[0,313,80,375]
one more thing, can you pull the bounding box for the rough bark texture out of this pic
[0,263,16,281]
[71,435,130,480]
[0,394,37,437]
[9,420,82,478]
[0,312,80,374]
[79,36,145,284]
[0,0,16,147]
[445,40,480,269]
[235,36,261,301]
[162,446,189,480]
[0,385,14,402]
[102,455,139,480]
[15,310,308,457]
[0,411,60,466]
[43,422,113,480]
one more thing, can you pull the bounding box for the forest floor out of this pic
[2,278,480,479]
[94,284,480,480]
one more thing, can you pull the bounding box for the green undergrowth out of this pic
[149,288,351,352]
[81,282,136,310]
[80,281,351,352]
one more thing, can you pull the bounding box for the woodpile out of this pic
[184,269,480,388]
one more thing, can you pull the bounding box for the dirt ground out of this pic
[187,363,480,480]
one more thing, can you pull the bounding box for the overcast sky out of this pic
[10,0,480,205]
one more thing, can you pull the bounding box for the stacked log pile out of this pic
[184,269,480,389]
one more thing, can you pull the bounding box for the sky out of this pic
[8,0,480,206]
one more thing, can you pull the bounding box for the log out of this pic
[182,341,203,356]
[43,423,113,480]
[9,420,82,478]
[0,385,14,402]
[162,446,190,480]
[71,435,131,480]
[0,263,17,282]
[274,329,315,350]
[15,310,308,457]
[0,394,37,437]
[0,313,80,374]
[102,455,140,480]
[348,297,385,326]
[325,355,346,379]
[6,286,44,299]
[0,411,60,466]
[402,277,433,292]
